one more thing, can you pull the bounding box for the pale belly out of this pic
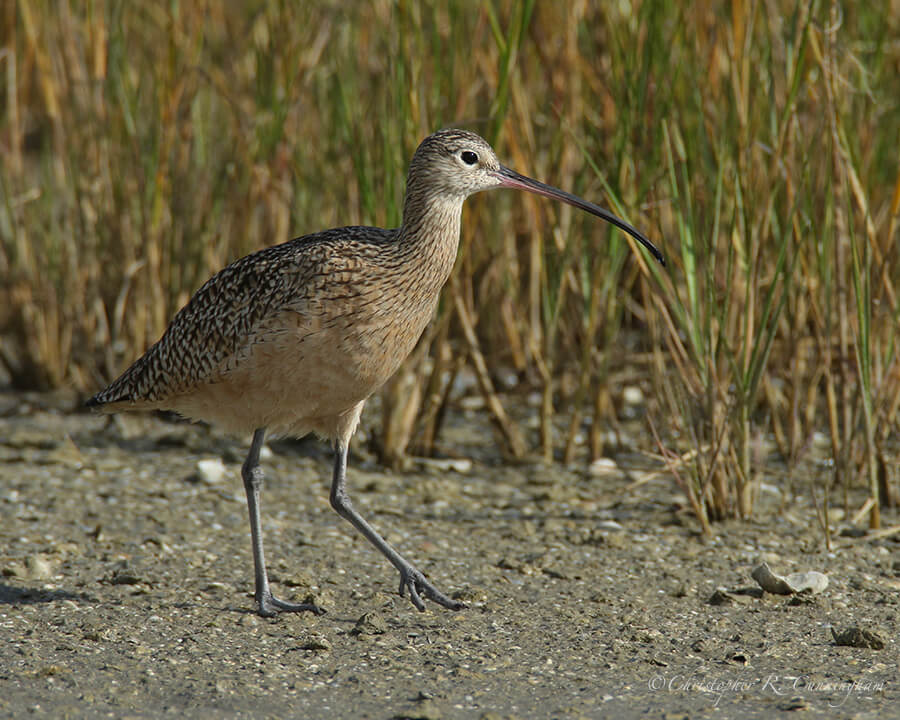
[165,304,430,439]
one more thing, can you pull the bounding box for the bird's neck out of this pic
[398,187,465,284]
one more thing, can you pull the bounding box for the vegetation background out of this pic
[2,0,899,534]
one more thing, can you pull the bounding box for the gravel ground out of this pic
[0,391,897,719]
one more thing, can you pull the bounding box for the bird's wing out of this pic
[88,228,392,407]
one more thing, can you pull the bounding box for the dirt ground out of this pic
[0,389,896,719]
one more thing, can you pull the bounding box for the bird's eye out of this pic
[460,150,478,165]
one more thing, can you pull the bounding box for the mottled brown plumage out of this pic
[88,128,663,617]
[89,131,480,440]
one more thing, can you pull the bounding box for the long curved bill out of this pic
[493,165,665,266]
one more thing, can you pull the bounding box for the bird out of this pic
[87,128,664,617]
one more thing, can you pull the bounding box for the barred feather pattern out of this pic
[87,130,498,440]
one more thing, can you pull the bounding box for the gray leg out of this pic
[329,440,465,612]
[242,428,324,617]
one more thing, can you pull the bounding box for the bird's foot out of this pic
[257,591,326,618]
[397,565,466,612]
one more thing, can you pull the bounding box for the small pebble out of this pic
[298,632,332,652]
[831,627,885,650]
[195,458,227,485]
[751,563,828,595]
[26,555,53,580]
[352,611,387,636]
[588,458,619,477]
[708,588,735,605]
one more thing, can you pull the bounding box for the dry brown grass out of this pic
[2,1,899,533]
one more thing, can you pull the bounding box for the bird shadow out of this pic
[214,600,363,629]
[76,412,330,461]
[0,582,96,606]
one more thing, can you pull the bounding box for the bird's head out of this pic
[407,129,504,198]
[405,128,665,265]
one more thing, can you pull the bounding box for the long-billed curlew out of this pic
[88,129,664,617]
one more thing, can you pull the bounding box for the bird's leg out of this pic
[242,428,325,617]
[329,440,465,612]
